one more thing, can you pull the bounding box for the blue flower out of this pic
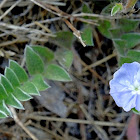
[109,62,140,112]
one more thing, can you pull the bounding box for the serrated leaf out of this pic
[98,20,112,39]
[0,84,8,100]
[121,33,140,49]
[45,64,72,81]
[49,31,74,48]
[21,81,40,95]
[31,74,50,91]
[0,110,7,118]
[31,45,54,62]
[13,88,32,101]
[25,45,44,75]
[111,3,123,16]
[9,60,28,83]
[5,94,24,109]
[0,100,12,117]
[56,50,73,70]
[81,26,94,46]
[127,50,140,62]
[5,68,20,88]
[1,75,14,94]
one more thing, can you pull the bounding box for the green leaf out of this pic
[25,45,44,75]
[111,3,123,16]
[113,39,126,55]
[81,26,94,46]
[109,27,123,39]
[82,3,92,13]
[1,75,14,94]
[31,74,50,91]
[132,108,140,115]
[101,3,115,15]
[0,84,8,100]
[121,33,140,49]
[119,19,139,32]
[45,64,72,81]
[13,88,32,101]
[127,50,140,62]
[0,100,12,117]
[56,50,73,70]
[98,20,112,39]
[5,68,20,88]
[9,60,28,83]
[5,94,24,109]
[119,57,133,66]
[0,110,7,118]
[49,31,74,48]
[21,81,40,95]
[31,45,54,62]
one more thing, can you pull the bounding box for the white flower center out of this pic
[129,80,140,95]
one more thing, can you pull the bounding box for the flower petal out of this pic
[111,91,136,111]
[135,95,140,111]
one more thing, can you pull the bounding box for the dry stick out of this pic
[0,0,8,9]
[34,21,52,33]
[0,22,55,37]
[27,115,125,127]
[79,105,109,140]
[76,53,108,85]
[30,0,86,47]
[10,107,39,140]
[83,53,117,72]
[0,0,22,20]
[30,0,60,16]
[24,17,62,27]
[77,85,87,140]
[64,19,86,47]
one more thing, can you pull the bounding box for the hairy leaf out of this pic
[127,50,140,62]
[0,101,12,117]
[121,33,140,49]
[111,3,123,16]
[31,45,54,62]
[9,60,28,83]
[56,50,73,70]
[0,84,8,100]
[0,110,7,118]
[1,75,14,94]
[22,81,40,95]
[45,64,72,81]
[5,68,20,88]
[49,31,74,48]
[5,94,24,109]
[98,20,112,39]
[31,74,50,91]
[119,19,139,32]
[81,26,94,46]
[25,45,44,75]
[113,39,126,55]
[13,88,32,101]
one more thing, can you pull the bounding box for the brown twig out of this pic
[10,107,39,140]
[0,0,22,20]
[82,53,117,72]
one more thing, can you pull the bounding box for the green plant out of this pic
[0,45,73,118]
[98,1,140,114]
